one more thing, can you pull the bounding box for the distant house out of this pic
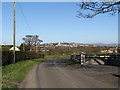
[41,42,91,48]
[30,45,44,52]
[9,46,20,51]
[109,47,118,53]
[101,47,118,53]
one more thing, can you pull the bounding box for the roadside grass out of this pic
[64,60,77,65]
[2,58,46,88]
[45,54,70,59]
[2,82,17,88]
[2,54,70,88]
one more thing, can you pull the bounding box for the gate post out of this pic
[80,52,86,66]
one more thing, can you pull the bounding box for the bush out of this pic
[2,51,13,66]
[1,46,9,51]
[2,51,44,66]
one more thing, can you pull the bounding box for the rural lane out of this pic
[18,58,118,88]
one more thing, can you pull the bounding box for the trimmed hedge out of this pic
[2,51,44,66]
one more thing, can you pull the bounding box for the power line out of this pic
[18,3,33,35]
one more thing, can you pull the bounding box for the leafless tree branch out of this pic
[77,1,120,18]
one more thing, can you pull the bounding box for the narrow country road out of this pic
[18,58,118,88]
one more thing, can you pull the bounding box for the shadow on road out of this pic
[112,74,120,78]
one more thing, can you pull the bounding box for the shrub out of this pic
[1,46,9,51]
[2,51,44,66]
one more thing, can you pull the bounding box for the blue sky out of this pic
[2,2,118,46]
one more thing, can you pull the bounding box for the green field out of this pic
[2,54,69,88]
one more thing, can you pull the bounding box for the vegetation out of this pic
[19,44,31,51]
[2,54,69,88]
[2,58,46,88]
[22,35,43,46]
[45,54,69,59]
[2,51,44,66]
[44,46,110,55]
[0,46,9,51]
[20,35,43,51]
[2,83,17,88]
[77,2,120,18]
[64,60,77,65]
[2,45,118,88]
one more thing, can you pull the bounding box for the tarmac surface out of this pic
[18,58,119,88]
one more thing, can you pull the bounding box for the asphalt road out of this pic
[18,58,118,88]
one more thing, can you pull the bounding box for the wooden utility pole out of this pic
[23,43,25,51]
[13,0,16,63]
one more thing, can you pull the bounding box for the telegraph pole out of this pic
[13,0,16,63]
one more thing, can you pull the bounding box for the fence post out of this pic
[80,52,86,66]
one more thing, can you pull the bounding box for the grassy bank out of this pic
[2,58,46,88]
[2,54,70,88]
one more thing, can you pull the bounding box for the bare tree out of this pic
[22,35,43,46]
[77,1,120,18]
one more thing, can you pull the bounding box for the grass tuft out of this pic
[65,60,77,65]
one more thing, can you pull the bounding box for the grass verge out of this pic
[2,54,70,88]
[2,58,46,88]
[64,60,77,65]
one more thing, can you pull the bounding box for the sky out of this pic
[2,2,118,46]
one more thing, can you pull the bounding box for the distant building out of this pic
[9,46,20,51]
[41,42,91,48]
[30,45,47,52]
[101,47,118,53]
